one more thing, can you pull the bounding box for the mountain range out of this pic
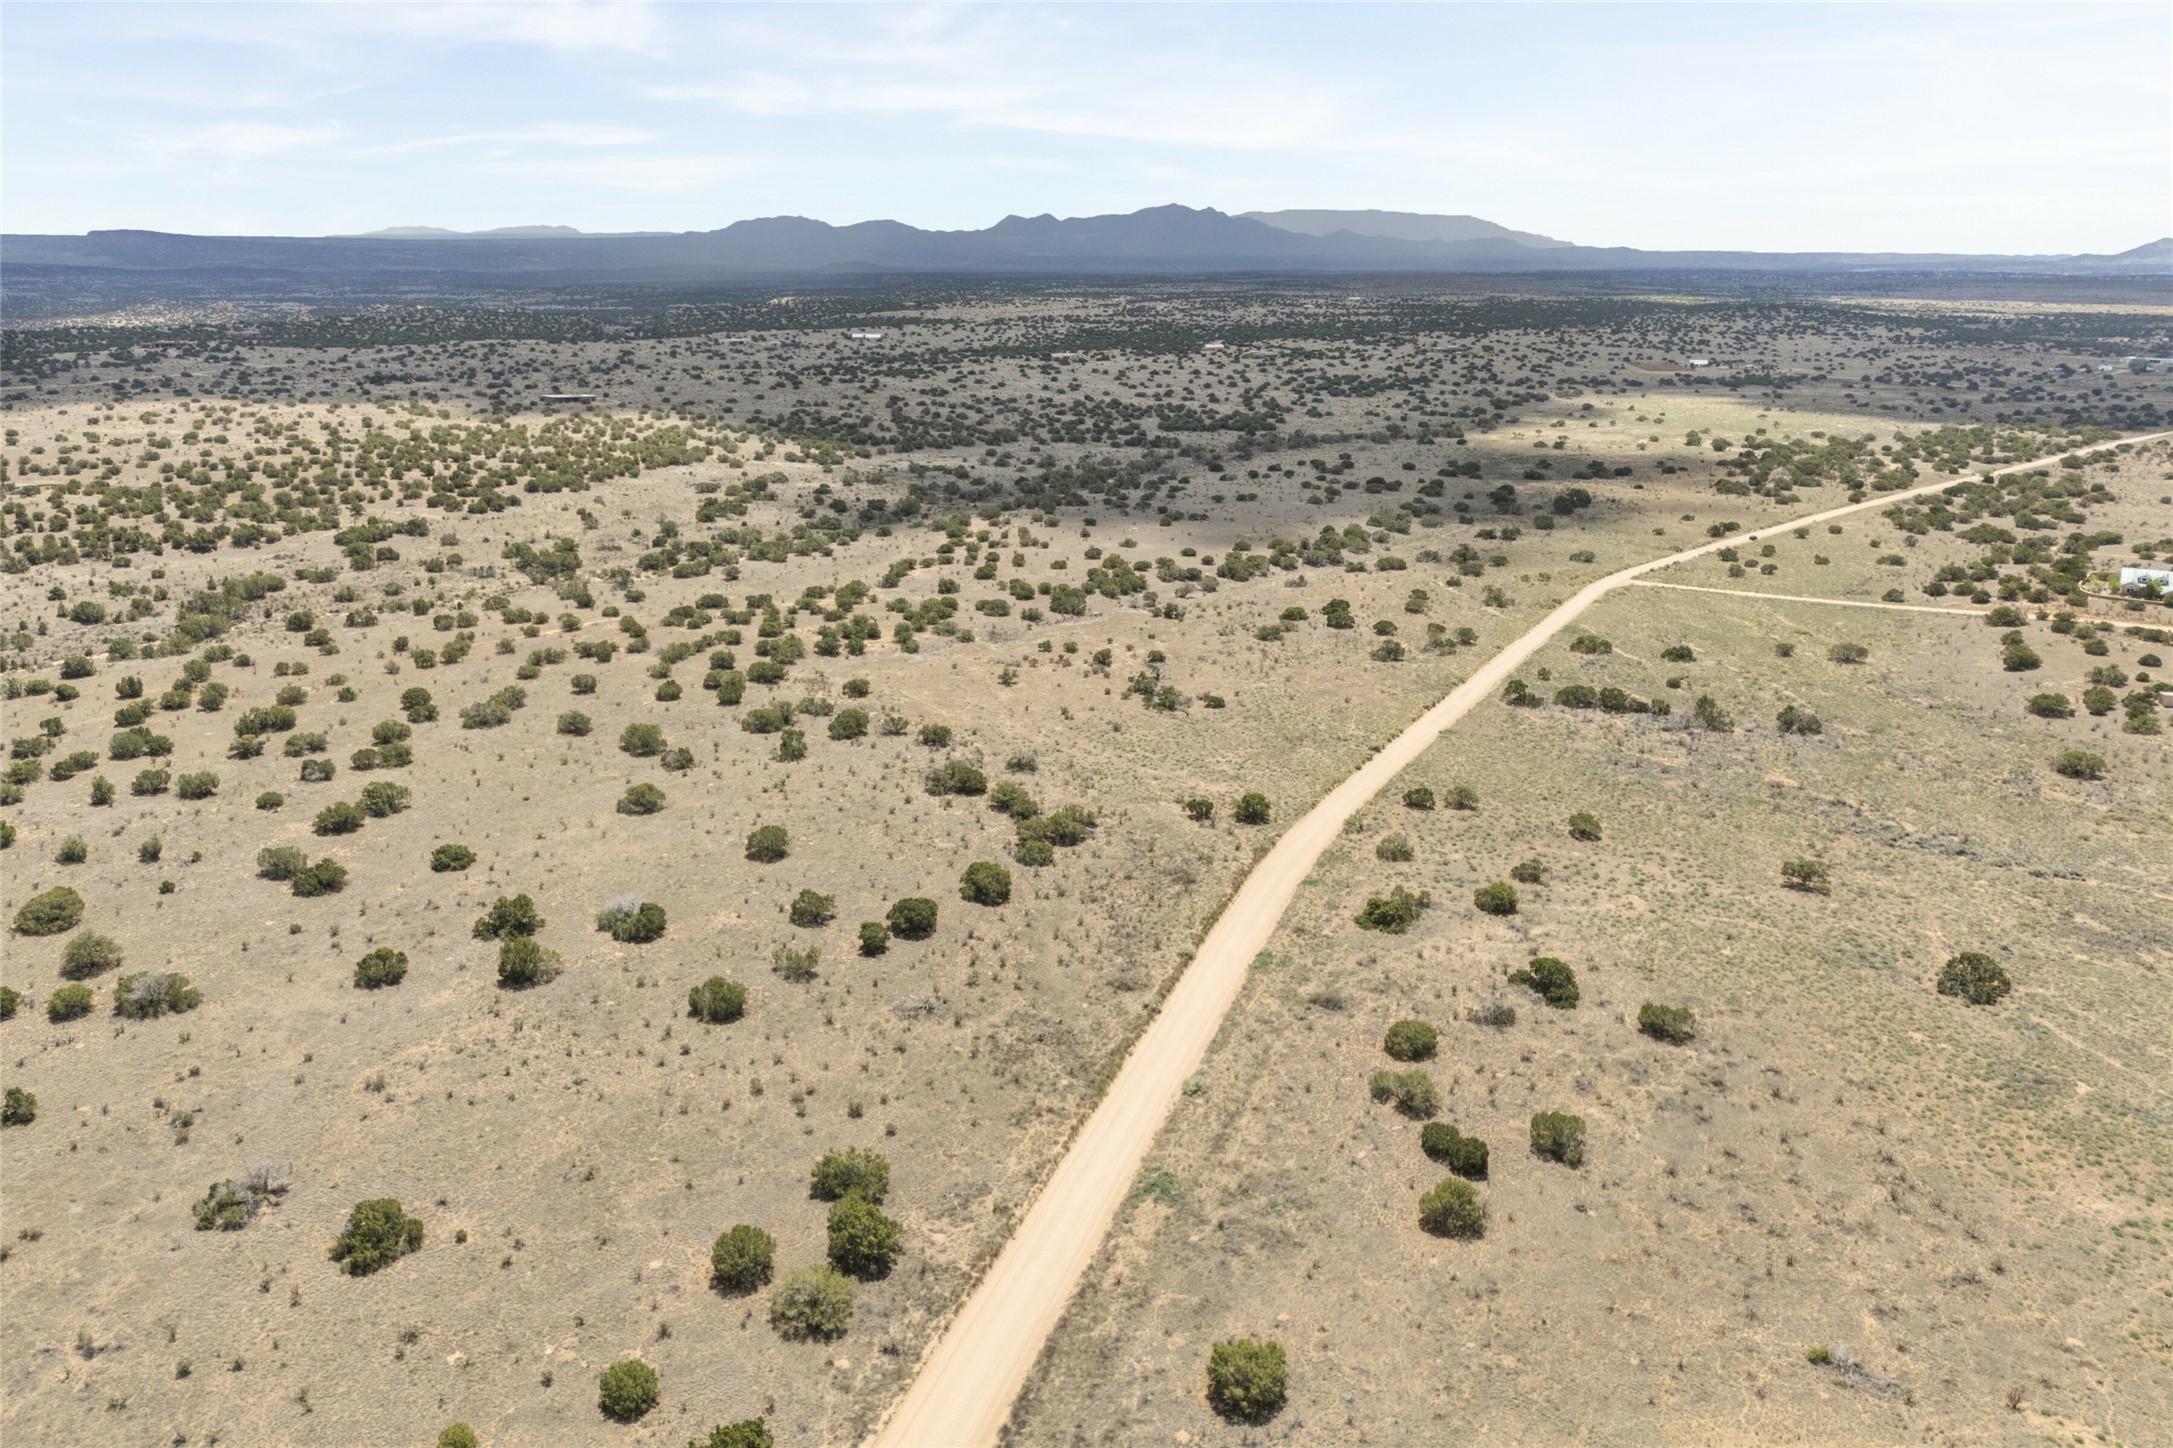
[5,206,2167,288]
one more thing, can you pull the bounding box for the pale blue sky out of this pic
[4,2,2167,252]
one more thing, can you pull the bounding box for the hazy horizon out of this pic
[4,2,2169,254]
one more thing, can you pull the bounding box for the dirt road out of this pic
[866,433,2168,1446]
[1625,580,1990,614]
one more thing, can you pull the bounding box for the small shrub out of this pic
[47,984,95,1022]
[256,790,285,811]
[1509,858,1546,884]
[114,971,202,1019]
[1780,858,1831,894]
[1936,951,2011,1006]
[1234,791,1271,824]
[827,1193,902,1278]
[886,897,938,939]
[430,844,476,873]
[13,885,85,936]
[1510,956,1579,1009]
[1355,885,1429,933]
[690,1422,774,1448]
[358,781,411,817]
[291,859,348,897]
[472,894,543,940]
[688,976,748,1024]
[354,948,409,990]
[497,935,561,990]
[313,801,365,836]
[2024,693,2074,719]
[744,824,789,862]
[1368,1068,1439,1119]
[556,711,592,736]
[917,722,952,747]
[175,771,220,800]
[828,708,869,741]
[60,931,124,979]
[330,1197,424,1275]
[1566,810,1602,842]
[924,759,988,796]
[768,1265,854,1340]
[788,889,835,927]
[1402,785,1435,810]
[770,942,821,982]
[810,1147,890,1202]
[620,722,666,757]
[1183,797,1214,822]
[1418,1176,1486,1238]
[0,986,16,1021]
[2054,749,2106,781]
[2,1086,36,1127]
[1827,642,1869,664]
[618,783,667,815]
[959,861,1011,906]
[711,1224,775,1293]
[597,898,667,943]
[1383,1019,1438,1061]
[1375,833,1414,862]
[858,921,890,955]
[1205,1338,1288,1423]
[1530,1111,1587,1167]
[131,768,171,796]
[1693,694,1735,731]
[1472,881,1519,916]
[1444,783,1479,810]
[1776,704,1824,735]
[257,845,308,881]
[1638,1002,1697,1043]
[597,1359,659,1422]
[1420,1123,1489,1177]
[437,1428,478,1448]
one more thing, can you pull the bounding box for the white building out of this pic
[2118,566,2172,594]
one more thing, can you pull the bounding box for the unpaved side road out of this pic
[866,433,2169,1447]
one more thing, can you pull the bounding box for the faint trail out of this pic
[865,431,2171,1447]
[1626,580,1987,615]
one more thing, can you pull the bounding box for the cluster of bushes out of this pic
[1418,1176,1486,1238]
[354,948,408,990]
[1530,1111,1586,1167]
[458,685,527,729]
[1936,951,2010,1005]
[192,1163,288,1231]
[1206,1337,1288,1423]
[257,846,349,897]
[1381,1019,1437,1061]
[115,971,201,1019]
[1355,885,1430,933]
[1510,956,1578,1008]
[688,976,749,1024]
[13,885,85,935]
[1420,1123,1489,1178]
[1472,881,1519,916]
[1369,1068,1439,1119]
[959,860,1012,905]
[1637,1002,1697,1043]
[596,896,667,943]
[1780,858,1831,894]
[330,1197,424,1275]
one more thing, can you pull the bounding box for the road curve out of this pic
[866,431,2168,1447]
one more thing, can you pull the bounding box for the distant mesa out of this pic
[1243,209,1573,250]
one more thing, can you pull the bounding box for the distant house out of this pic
[540,393,597,404]
[849,328,885,341]
[2119,565,2172,594]
[1201,340,1227,350]
[1688,358,1714,368]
